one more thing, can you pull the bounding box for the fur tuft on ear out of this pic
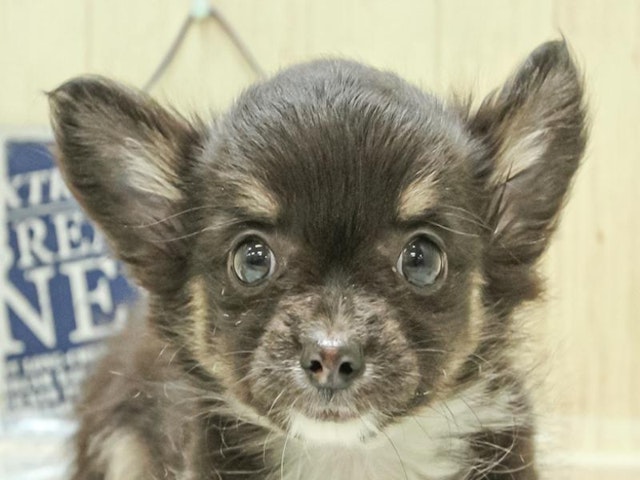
[468,40,587,311]
[48,76,203,294]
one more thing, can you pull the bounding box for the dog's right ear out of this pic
[48,77,203,293]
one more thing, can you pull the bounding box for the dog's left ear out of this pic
[468,40,587,308]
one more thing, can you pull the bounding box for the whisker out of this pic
[279,396,303,480]
[378,426,410,480]
[128,204,219,228]
[426,219,480,238]
[267,388,288,417]
[150,222,239,243]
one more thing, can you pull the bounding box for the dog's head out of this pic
[49,41,585,443]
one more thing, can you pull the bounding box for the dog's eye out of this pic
[232,237,275,285]
[397,236,445,287]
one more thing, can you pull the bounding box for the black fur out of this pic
[49,40,586,480]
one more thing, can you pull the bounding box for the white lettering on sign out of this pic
[13,212,104,268]
[52,210,102,260]
[14,218,55,268]
[6,168,73,210]
[1,255,127,354]
[1,140,137,415]
[0,266,56,355]
[61,257,128,343]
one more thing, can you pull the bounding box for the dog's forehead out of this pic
[205,60,474,240]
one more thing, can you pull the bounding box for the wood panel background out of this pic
[1,1,638,478]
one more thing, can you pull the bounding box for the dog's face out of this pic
[49,41,585,443]
[187,63,485,435]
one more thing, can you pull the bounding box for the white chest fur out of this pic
[271,382,523,480]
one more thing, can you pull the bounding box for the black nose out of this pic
[300,341,364,391]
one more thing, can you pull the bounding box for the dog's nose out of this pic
[300,341,364,391]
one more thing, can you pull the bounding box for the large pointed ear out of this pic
[468,40,587,309]
[48,77,203,294]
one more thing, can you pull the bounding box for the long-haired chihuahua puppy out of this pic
[49,40,585,480]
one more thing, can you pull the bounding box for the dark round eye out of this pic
[232,237,275,285]
[397,236,446,287]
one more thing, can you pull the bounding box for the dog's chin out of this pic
[287,410,381,446]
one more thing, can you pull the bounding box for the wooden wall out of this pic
[1,1,638,478]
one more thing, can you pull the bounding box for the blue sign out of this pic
[0,131,137,415]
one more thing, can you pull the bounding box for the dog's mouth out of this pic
[280,390,384,444]
[288,383,376,422]
[244,368,420,444]
[228,390,383,445]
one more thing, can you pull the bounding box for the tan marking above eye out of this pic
[396,172,439,222]
[233,177,281,222]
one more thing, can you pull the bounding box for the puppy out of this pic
[49,40,586,480]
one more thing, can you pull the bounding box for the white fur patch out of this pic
[120,137,182,202]
[272,381,524,480]
[288,412,379,445]
[492,129,548,235]
[496,130,547,180]
[95,429,149,480]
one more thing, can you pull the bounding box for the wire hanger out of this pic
[144,0,265,92]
